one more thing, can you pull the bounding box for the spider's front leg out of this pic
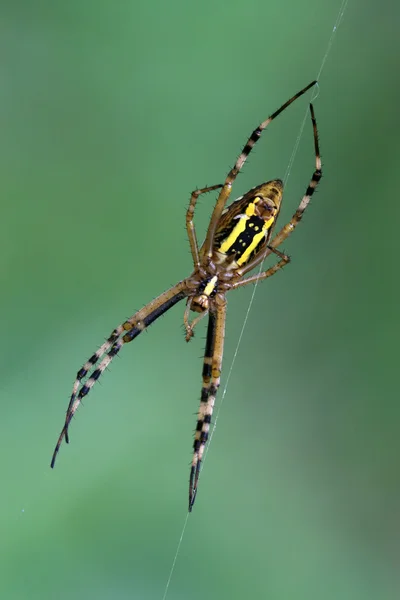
[50,281,189,468]
[189,298,226,511]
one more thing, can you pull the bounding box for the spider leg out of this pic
[232,249,290,289]
[235,104,321,279]
[269,104,322,250]
[51,280,189,468]
[202,81,317,259]
[183,298,208,341]
[62,328,123,443]
[189,298,226,511]
[186,185,223,268]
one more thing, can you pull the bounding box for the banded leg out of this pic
[51,281,188,468]
[235,103,321,279]
[186,184,223,268]
[202,81,317,259]
[62,328,123,444]
[232,249,290,289]
[189,300,226,511]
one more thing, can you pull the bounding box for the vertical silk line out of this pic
[208,0,350,481]
[162,2,349,598]
[161,513,190,600]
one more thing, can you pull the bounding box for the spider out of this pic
[51,80,322,512]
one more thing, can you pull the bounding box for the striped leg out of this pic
[232,248,290,289]
[233,258,290,289]
[202,81,317,258]
[235,103,322,279]
[189,300,226,511]
[269,103,322,250]
[51,281,188,468]
[186,185,223,268]
[61,328,122,444]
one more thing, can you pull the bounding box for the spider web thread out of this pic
[207,0,349,476]
[162,2,349,598]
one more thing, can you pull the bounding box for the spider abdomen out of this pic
[213,180,283,269]
[216,214,266,262]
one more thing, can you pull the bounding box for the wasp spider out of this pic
[51,81,322,511]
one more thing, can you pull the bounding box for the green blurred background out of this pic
[2,1,399,598]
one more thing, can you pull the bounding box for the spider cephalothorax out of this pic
[51,81,322,512]
[184,180,285,336]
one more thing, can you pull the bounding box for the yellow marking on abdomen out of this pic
[218,200,259,254]
[237,216,275,266]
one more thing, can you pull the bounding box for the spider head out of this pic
[184,275,218,341]
[191,275,218,313]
